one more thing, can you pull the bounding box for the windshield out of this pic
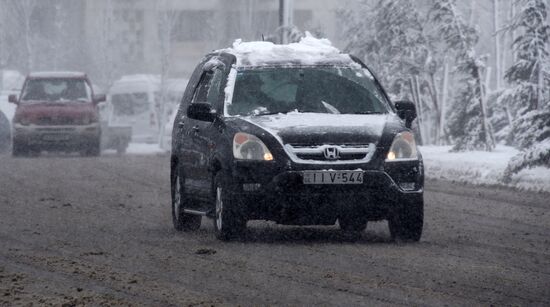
[111,92,150,116]
[20,78,92,103]
[227,66,390,116]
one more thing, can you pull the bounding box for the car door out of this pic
[183,64,226,199]
[174,61,206,205]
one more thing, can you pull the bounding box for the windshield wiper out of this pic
[253,111,289,116]
[353,111,383,115]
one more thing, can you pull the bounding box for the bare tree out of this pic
[156,0,178,146]
[3,0,39,72]
[90,0,120,88]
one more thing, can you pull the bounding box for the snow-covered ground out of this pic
[103,143,166,155]
[421,145,550,192]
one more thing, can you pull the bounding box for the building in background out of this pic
[83,0,346,85]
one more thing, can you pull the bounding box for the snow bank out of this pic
[224,32,352,67]
[421,145,550,192]
[103,143,166,156]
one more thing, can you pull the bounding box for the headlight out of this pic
[233,132,274,161]
[386,131,418,161]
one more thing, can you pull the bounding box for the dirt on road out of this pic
[0,154,549,306]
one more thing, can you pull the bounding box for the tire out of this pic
[84,140,101,156]
[116,142,127,154]
[388,198,423,242]
[171,167,201,231]
[213,173,247,241]
[338,213,367,232]
[12,141,29,157]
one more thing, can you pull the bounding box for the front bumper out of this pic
[13,123,100,149]
[225,160,423,224]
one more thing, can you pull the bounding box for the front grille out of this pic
[36,117,77,125]
[286,143,376,163]
[35,127,75,132]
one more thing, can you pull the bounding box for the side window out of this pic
[191,68,224,109]
[206,69,224,106]
[192,71,213,104]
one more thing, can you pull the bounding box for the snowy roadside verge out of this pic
[420,145,550,193]
[103,143,167,156]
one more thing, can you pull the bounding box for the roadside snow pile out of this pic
[103,143,165,155]
[421,145,550,192]
[126,143,165,154]
[225,32,351,67]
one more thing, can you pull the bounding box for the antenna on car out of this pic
[261,34,265,41]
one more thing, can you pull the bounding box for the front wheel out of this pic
[12,140,29,157]
[82,139,101,156]
[388,198,423,242]
[213,173,247,241]
[171,169,201,231]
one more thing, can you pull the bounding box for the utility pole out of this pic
[279,0,293,44]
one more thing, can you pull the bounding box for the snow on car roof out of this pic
[221,32,353,67]
[28,71,87,79]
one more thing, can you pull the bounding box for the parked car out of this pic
[9,72,105,156]
[170,37,424,241]
[107,75,160,144]
[99,91,131,154]
[0,110,10,153]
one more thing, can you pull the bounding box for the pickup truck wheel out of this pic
[213,173,246,241]
[85,140,101,156]
[171,170,201,231]
[12,141,29,157]
[388,198,423,242]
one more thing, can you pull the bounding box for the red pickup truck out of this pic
[9,72,105,156]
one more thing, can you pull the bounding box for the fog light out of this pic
[399,182,415,191]
[243,183,261,192]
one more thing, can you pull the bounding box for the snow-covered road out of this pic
[0,154,549,306]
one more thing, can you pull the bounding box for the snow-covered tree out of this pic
[429,0,495,151]
[344,0,427,96]
[501,0,550,180]
[342,0,447,144]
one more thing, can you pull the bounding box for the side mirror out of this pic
[395,100,417,128]
[8,94,18,105]
[93,94,106,104]
[187,102,217,122]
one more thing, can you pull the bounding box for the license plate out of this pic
[303,171,364,185]
[42,134,69,141]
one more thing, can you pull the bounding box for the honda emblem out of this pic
[324,146,340,160]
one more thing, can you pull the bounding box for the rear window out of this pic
[227,66,390,116]
[21,78,92,103]
[111,93,149,116]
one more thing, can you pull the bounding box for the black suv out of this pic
[171,40,423,241]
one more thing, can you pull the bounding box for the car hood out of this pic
[237,112,394,145]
